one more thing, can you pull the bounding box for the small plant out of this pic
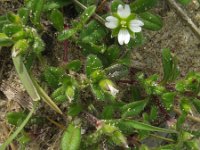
[0,0,200,150]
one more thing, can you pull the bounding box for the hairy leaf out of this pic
[61,124,81,150]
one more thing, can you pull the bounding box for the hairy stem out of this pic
[73,0,105,25]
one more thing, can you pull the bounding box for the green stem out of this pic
[0,103,36,150]
[73,0,105,25]
[150,134,175,143]
[32,78,63,115]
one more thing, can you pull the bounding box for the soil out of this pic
[0,0,200,149]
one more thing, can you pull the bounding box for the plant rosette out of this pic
[105,4,144,45]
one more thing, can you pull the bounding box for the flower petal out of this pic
[129,19,144,32]
[130,19,144,26]
[108,84,119,97]
[117,4,131,19]
[105,16,119,29]
[106,16,118,22]
[129,26,142,32]
[118,29,130,45]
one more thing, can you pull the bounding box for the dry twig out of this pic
[166,0,200,40]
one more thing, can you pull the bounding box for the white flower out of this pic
[99,79,119,97]
[107,84,119,97]
[105,4,144,45]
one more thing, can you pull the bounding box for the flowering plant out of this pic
[105,4,144,45]
[0,0,199,150]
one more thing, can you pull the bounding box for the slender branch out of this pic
[47,117,65,130]
[166,0,200,40]
[152,96,171,121]
[73,0,105,25]
[150,134,175,143]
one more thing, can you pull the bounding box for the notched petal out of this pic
[117,4,131,19]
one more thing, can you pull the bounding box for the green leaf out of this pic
[130,0,158,13]
[44,1,72,11]
[178,0,191,5]
[86,55,103,77]
[33,36,45,55]
[68,104,83,117]
[101,105,115,119]
[30,0,44,25]
[7,12,21,24]
[66,60,81,72]
[111,0,124,12]
[106,45,120,64]
[12,31,26,41]
[175,81,185,92]
[176,112,186,130]
[44,66,64,88]
[2,24,22,37]
[54,95,67,103]
[61,124,81,150]
[121,100,148,118]
[180,97,191,113]
[7,112,27,126]
[193,98,200,113]
[101,124,128,148]
[0,33,13,46]
[80,5,96,25]
[128,32,145,48]
[79,20,107,43]
[57,28,77,41]
[18,7,29,24]
[161,48,180,84]
[50,9,64,31]
[105,64,129,80]
[149,106,158,121]
[161,92,175,110]
[12,55,40,101]
[12,39,29,57]
[90,83,105,100]
[114,120,177,133]
[0,16,10,32]
[139,12,163,31]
